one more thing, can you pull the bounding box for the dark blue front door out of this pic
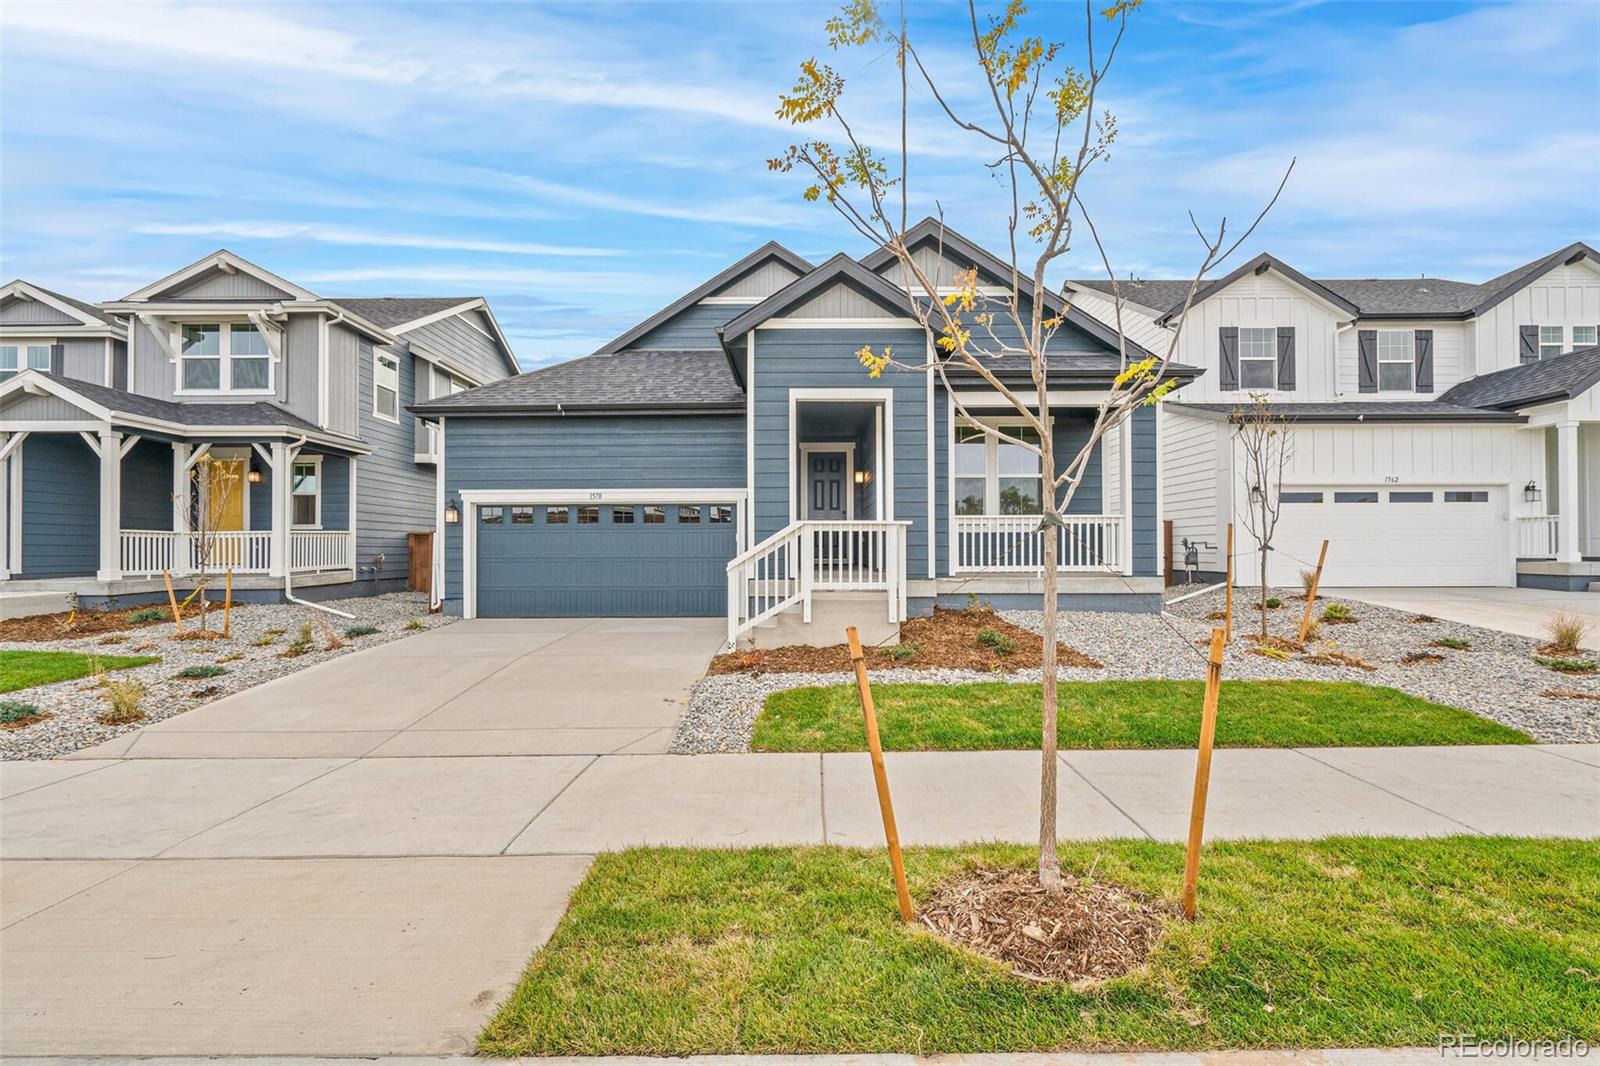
[807,453,847,520]
[475,502,737,617]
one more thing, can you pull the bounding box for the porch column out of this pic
[0,432,9,580]
[171,442,193,576]
[268,441,290,577]
[1556,421,1581,563]
[96,429,123,581]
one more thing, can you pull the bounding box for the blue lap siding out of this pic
[19,435,99,577]
[442,414,746,614]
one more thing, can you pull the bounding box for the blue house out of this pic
[414,221,1200,644]
[0,252,519,609]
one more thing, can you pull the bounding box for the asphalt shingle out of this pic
[1438,346,1600,410]
[329,297,477,329]
[410,350,745,413]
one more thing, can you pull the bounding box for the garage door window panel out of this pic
[1281,491,1323,504]
[612,506,635,524]
[1333,491,1378,503]
[546,506,569,524]
[1444,490,1488,503]
[644,505,667,524]
[1237,327,1277,389]
[511,506,534,524]
[711,506,733,523]
[481,506,503,524]
[678,506,701,524]
[577,506,599,524]
[1390,491,1433,503]
[1376,331,1414,391]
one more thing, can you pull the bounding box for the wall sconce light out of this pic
[853,469,872,485]
[444,496,461,524]
[1523,480,1542,504]
[246,466,262,484]
[1248,484,1263,503]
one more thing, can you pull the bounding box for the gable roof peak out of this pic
[120,248,319,302]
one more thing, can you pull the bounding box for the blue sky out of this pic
[2,0,1596,369]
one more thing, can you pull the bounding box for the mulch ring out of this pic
[0,606,172,643]
[916,864,1173,986]
[708,606,1101,675]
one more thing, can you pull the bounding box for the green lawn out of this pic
[481,839,1600,1055]
[752,680,1529,752]
[0,650,160,694]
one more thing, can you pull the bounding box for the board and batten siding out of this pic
[18,434,98,577]
[0,300,79,326]
[711,260,804,300]
[402,310,514,385]
[440,413,747,612]
[1473,260,1600,375]
[752,325,931,578]
[127,312,316,420]
[1066,288,1172,355]
[355,339,433,591]
[1334,320,1468,396]
[327,323,360,437]
[1161,408,1224,571]
[161,271,295,301]
[59,339,108,384]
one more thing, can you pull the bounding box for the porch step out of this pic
[0,589,73,620]
[745,591,901,650]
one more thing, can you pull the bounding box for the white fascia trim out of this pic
[760,318,921,329]
[0,370,114,420]
[121,250,318,302]
[0,325,123,340]
[698,296,761,306]
[951,388,1121,407]
[0,281,116,330]
[459,488,748,506]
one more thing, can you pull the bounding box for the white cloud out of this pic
[298,264,657,295]
[133,221,622,257]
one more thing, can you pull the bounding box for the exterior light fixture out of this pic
[444,497,461,524]
[1249,484,1263,503]
[1523,480,1542,503]
[853,469,869,485]
[246,466,262,484]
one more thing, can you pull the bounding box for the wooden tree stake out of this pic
[162,570,186,634]
[223,568,233,638]
[1223,523,1234,644]
[1182,627,1226,921]
[847,625,914,923]
[1296,539,1330,645]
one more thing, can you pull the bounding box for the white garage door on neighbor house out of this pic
[1266,486,1506,587]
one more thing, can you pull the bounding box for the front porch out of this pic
[1512,417,1599,591]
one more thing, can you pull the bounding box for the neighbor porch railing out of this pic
[952,514,1124,573]
[119,530,352,577]
[726,520,909,644]
[1516,514,1560,559]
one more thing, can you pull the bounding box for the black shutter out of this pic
[1218,326,1238,391]
[1518,324,1539,364]
[49,343,64,376]
[1413,329,1433,393]
[1357,330,1378,393]
[1276,326,1295,391]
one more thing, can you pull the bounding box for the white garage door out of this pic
[1267,486,1504,587]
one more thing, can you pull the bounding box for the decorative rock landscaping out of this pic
[0,593,453,761]
[673,588,1600,752]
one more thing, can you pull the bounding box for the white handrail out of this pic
[726,520,911,645]
[953,514,1123,573]
[120,529,353,577]
[1516,514,1559,559]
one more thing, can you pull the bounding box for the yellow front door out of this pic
[206,459,246,532]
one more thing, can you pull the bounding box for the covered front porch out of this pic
[0,372,367,594]
[1514,417,1600,590]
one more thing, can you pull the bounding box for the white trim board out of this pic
[786,387,894,529]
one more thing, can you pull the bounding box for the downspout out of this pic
[280,433,356,619]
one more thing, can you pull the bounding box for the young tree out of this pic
[771,0,1290,888]
[183,459,241,631]
[1229,394,1293,638]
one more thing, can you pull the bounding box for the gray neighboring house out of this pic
[413,219,1202,645]
[0,252,519,608]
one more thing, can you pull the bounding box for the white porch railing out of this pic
[953,514,1124,572]
[1517,514,1560,559]
[726,520,909,644]
[119,530,352,577]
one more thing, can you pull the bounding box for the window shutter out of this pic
[1357,330,1378,393]
[1413,329,1433,393]
[1218,326,1238,391]
[1518,324,1538,364]
[1276,326,1295,391]
[49,343,64,376]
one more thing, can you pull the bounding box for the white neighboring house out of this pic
[1068,241,1600,591]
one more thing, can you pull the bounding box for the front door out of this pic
[205,459,246,532]
[806,452,848,520]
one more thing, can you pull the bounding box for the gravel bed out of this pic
[673,588,1600,752]
[1,593,453,761]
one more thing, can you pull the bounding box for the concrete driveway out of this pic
[1322,586,1598,650]
[71,616,728,759]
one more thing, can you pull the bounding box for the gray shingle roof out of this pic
[1072,241,1599,321]
[329,297,477,329]
[3,280,116,325]
[948,352,1205,382]
[51,376,337,433]
[1438,346,1600,410]
[1170,400,1525,424]
[410,350,744,415]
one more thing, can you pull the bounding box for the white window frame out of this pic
[373,349,400,423]
[1572,325,1598,351]
[1375,328,1415,392]
[172,321,275,396]
[290,455,322,529]
[0,341,52,380]
[953,416,1045,516]
[1236,326,1278,390]
[1538,325,1564,360]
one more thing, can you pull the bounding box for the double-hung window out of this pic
[178,323,271,392]
[0,343,51,381]
[1573,325,1598,350]
[291,459,320,527]
[1237,327,1277,389]
[1539,326,1565,360]
[1376,329,1414,391]
[954,421,1043,515]
[374,351,400,421]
